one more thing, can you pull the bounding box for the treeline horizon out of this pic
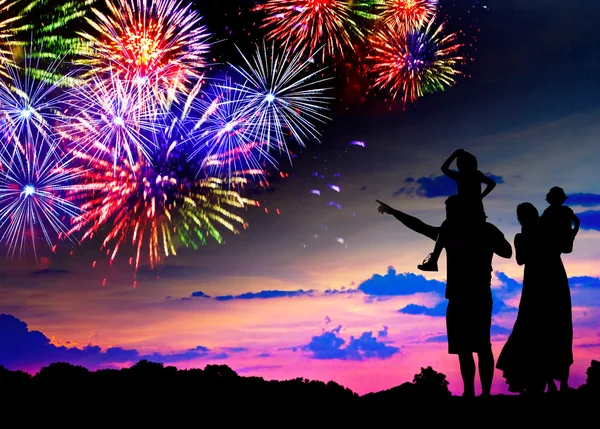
[1,358,598,400]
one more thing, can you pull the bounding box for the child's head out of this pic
[517,202,539,227]
[546,186,568,206]
[456,151,478,173]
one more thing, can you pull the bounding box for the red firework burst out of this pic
[367,16,463,105]
[377,0,439,32]
[260,0,362,61]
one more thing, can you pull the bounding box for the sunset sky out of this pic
[1,0,599,396]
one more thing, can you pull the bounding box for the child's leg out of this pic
[559,369,570,392]
[417,220,448,272]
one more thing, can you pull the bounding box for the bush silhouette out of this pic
[580,359,600,397]
[413,366,452,398]
[34,362,90,386]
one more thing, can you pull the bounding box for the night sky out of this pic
[1,0,599,396]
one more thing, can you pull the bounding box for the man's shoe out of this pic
[418,253,438,272]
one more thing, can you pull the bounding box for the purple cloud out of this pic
[324,287,360,295]
[358,267,446,296]
[214,289,315,301]
[378,326,389,338]
[567,193,600,207]
[578,210,600,231]
[570,277,600,288]
[0,314,226,372]
[301,326,400,361]
[399,303,448,317]
[191,291,211,298]
[393,173,504,199]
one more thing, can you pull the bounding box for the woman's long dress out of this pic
[496,223,573,392]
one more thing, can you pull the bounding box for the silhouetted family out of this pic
[377,149,579,397]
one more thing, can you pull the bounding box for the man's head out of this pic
[445,195,487,222]
[546,186,568,206]
[445,195,460,220]
[456,151,478,173]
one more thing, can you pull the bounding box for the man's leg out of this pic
[477,347,494,396]
[458,353,476,397]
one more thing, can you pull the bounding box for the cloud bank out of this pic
[300,325,400,361]
[393,174,504,199]
[0,314,228,372]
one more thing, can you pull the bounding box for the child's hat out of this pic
[547,186,568,200]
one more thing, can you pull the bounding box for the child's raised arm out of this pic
[441,149,463,180]
[480,174,497,199]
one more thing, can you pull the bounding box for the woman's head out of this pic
[456,151,478,172]
[517,202,539,226]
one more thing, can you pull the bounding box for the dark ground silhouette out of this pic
[0,359,597,422]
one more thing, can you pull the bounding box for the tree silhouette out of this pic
[0,358,598,416]
[580,359,599,397]
[0,365,31,387]
[413,366,452,398]
[34,362,90,385]
[203,364,238,380]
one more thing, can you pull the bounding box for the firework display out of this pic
[261,0,362,62]
[65,143,258,275]
[58,71,160,166]
[189,76,270,179]
[255,0,466,104]
[0,47,70,148]
[0,0,33,79]
[227,41,333,157]
[349,0,383,21]
[80,0,212,110]
[25,0,98,76]
[0,0,475,278]
[376,0,438,31]
[0,139,85,261]
[367,16,463,104]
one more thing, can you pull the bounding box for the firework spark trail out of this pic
[58,71,160,167]
[376,0,438,31]
[226,41,333,161]
[0,0,38,77]
[23,0,97,84]
[0,45,75,153]
[189,76,272,181]
[66,142,259,275]
[261,0,362,61]
[80,0,211,110]
[367,15,463,104]
[349,0,384,21]
[0,138,86,261]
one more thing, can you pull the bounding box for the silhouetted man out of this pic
[377,195,512,397]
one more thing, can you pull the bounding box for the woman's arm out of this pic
[514,233,527,266]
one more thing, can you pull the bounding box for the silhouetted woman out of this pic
[496,202,574,394]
